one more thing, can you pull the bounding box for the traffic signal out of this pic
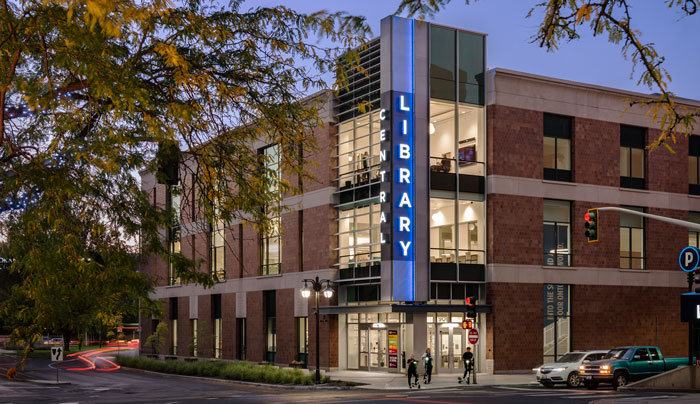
[461,319,473,330]
[584,208,599,242]
[465,296,477,318]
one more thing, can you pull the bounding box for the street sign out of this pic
[50,347,63,362]
[468,328,479,344]
[679,246,700,272]
[681,293,700,322]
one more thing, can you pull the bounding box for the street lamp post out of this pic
[300,276,333,384]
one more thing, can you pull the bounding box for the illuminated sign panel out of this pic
[379,17,415,302]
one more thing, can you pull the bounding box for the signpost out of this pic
[679,246,700,366]
[468,329,479,344]
[51,347,63,383]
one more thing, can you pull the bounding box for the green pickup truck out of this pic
[578,346,691,389]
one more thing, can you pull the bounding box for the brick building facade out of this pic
[139,16,699,374]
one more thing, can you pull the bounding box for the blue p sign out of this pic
[679,246,700,272]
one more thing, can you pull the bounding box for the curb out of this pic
[119,366,359,390]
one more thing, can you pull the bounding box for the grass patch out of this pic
[116,355,333,386]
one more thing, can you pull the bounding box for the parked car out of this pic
[535,350,608,388]
[48,338,63,345]
[579,346,694,390]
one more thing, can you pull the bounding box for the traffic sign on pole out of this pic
[468,329,479,344]
[679,246,699,272]
[50,347,63,362]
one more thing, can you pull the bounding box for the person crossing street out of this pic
[461,347,474,384]
[407,354,420,389]
[422,348,433,384]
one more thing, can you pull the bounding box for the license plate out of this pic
[585,376,592,380]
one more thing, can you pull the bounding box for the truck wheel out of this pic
[584,381,598,390]
[613,372,628,390]
[566,372,581,388]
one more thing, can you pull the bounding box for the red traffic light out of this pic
[465,297,471,305]
[584,212,590,221]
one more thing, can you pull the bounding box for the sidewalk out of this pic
[325,370,535,390]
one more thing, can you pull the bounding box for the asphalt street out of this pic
[0,351,698,404]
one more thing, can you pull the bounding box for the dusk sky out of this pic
[246,0,700,100]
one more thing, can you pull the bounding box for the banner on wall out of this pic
[388,329,398,368]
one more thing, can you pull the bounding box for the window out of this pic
[620,207,644,269]
[620,125,646,189]
[265,291,276,363]
[236,318,246,360]
[190,319,198,357]
[688,212,700,248]
[543,200,571,267]
[430,198,455,262]
[430,26,456,101]
[297,317,308,365]
[210,222,225,280]
[458,31,485,105]
[429,100,485,178]
[168,228,181,285]
[336,112,382,203]
[345,284,380,303]
[170,297,178,355]
[260,144,281,276]
[543,114,572,181]
[212,294,222,359]
[543,284,570,364]
[689,136,700,195]
[430,283,479,302]
[337,202,381,280]
[458,200,484,264]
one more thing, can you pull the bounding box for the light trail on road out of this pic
[64,345,135,372]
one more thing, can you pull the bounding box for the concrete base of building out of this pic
[620,366,700,392]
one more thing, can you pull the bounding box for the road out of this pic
[1,350,698,404]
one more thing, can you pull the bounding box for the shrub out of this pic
[116,355,318,385]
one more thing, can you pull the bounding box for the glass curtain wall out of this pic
[430,199,485,265]
[336,111,382,282]
[543,200,571,266]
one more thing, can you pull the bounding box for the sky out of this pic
[243,0,700,100]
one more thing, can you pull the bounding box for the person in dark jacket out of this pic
[422,348,433,384]
[407,354,420,389]
[462,347,474,384]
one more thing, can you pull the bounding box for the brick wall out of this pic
[222,292,237,359]
[242,224,260,278]
[488,194,543,265]
[303,204,337,271]
[647,128,688,194]
[177,297,190,357]
[645,208,688,271]
[275,289,296,364]
[246,291,264,362]
[281,211,300,274]
[225,225,242,280]
[573,117,620,186]
[572,201,620,268]
[304,124,337,193]
[307,295,339,369]
[487,104,542,179]
[197,295,212,358]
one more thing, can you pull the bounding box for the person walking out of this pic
[407,354,420,389]
[422,348,433,384]
[461,346,474,384]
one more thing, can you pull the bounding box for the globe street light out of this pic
[300,276,333,384]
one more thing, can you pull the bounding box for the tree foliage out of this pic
[396,0,700,152]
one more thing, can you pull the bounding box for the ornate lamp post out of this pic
[300,276,333,384]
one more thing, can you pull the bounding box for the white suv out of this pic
[535,350,608,388]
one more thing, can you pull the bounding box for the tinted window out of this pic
[585,353,604,361]
[458,31,484,105]
[430,26,455,101]
[635,348,650,361]
[649,348,660,360]
[556,353,585,363]
[605,348,632,359]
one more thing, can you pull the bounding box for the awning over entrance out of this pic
[318,303,491,315]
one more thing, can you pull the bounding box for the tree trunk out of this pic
[62,332,71,353]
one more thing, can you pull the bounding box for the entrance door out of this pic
[439,328,450,371]
[438,326,465,373]
[359,326,387,371]
[359,327,369,370]
[452,328,464,370]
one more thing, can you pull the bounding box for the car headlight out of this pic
[579,365,585,371]
[601,365,610,370]
[533,367,541,372]
[551,367,566,372]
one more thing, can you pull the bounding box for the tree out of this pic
[145,321,169,355]
[0,0,369,362]
[396,0,700,151]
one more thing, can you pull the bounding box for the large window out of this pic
[336,112,381,203]
[260,144,281,276]
[429,100,485,178]
[430,197,484,264]
[620,125,646,189]
[689,212,700,248]
[212,294,222,359]
[689,136,700,195]
[543,114,572,182]
[543,200,571,267]
[620,207,644,269]
[337,202,381,279]
[210,222,225,280]
[543,284,570,364]
[265,291,276,363]
[430,26,484,105]
[297,317,308,366]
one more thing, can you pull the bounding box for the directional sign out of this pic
[50,347,63,362]
[468,328,479,344]
[679,246,700,272]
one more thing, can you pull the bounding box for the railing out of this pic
[430,249,484,264]
[429,157,485,176]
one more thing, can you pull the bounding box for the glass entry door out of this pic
[438,326,465,373]
[359,326,387,371]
